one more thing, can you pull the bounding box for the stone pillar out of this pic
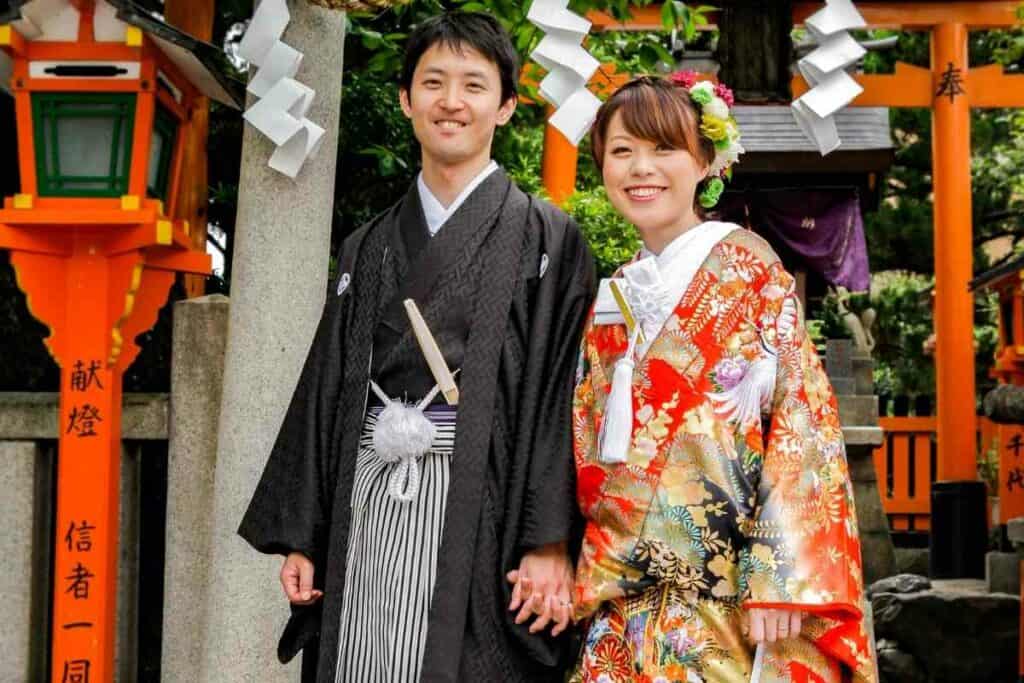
[199,6,346,680]
[0,441,37,682]
[162,295,229,682]
[116,443,141,681]
[829,340,898,584]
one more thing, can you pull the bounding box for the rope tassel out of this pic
[369,380,443,503]
[599,328,640,464]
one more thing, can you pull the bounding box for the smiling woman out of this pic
[569,75,878,683]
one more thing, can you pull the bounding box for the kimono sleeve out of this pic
[516,213,596,552]
[740,265,876,680]
[237,266,348,564]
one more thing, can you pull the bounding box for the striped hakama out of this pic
[335,404,456,683]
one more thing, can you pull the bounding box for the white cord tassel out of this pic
[599,327,640,464]
[370,381,441,503]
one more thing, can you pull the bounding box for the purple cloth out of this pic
[716,188,870,292]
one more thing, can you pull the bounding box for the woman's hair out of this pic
[590,76,715,173]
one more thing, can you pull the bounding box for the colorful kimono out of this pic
[571,225,876,683]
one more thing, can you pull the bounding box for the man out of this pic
[239,11,595,683]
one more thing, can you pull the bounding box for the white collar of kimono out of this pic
[627,220,740,354]
[417,160,499,236]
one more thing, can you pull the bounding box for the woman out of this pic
[570,75,876,683]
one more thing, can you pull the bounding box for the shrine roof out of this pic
[0,0,243,108]
[970,254,1024,292]
[733,105,893,153]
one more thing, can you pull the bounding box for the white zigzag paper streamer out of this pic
[791,0,867,155]
[527,0,602,146]
[238,0,325,178]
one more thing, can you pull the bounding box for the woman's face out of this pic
[601,110,708,238]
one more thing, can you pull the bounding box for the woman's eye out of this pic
[655,144,674,152]
[611,146,631,155]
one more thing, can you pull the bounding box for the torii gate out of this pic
[538,3,1024,566]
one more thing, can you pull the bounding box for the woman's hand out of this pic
[506,541,574,636]
[747,608,803,643]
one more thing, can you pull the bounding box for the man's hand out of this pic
[505,541,574,637]
[281,552,324,605]
[747,608,803,643]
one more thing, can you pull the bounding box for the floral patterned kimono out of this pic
[571,225,876,683]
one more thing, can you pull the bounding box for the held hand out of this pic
[506,541,574,637]
[747,608,803,643]
[280,552,324,605]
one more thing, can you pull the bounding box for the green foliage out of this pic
[492,107,547,196]
[563,187,640,278]
[818,272,935,400]
[336,71,418,233]
[816,271,1000,409]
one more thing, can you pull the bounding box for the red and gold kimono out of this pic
[572,227,876,683]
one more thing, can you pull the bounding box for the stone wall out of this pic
[0,393,167,682]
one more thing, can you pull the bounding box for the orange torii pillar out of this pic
[542,106,579,206]
[931,22,975,482]
[927,19,986,579]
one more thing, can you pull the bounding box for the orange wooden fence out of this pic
[873,416,999,531]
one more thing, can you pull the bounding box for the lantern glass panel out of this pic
[147,105,178,202]
[32,92,136,197]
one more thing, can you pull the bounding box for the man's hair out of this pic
[401,11,520,105]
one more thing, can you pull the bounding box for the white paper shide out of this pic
[791,0,867,155]
[239,0,324,178]
[526,0,602,146]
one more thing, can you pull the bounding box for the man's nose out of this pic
[440,86,465,111]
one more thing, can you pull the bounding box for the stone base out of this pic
[870,575,1019,682]
[986,551,1021,595]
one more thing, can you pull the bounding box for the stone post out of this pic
[0,441,37,682]
[199,5,346,680]
[829,340,897,584]
[162,295,229,681]
[116,444,141,681]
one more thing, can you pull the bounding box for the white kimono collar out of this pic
[627,221,740,354]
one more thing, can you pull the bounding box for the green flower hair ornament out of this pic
[689,87,713,106]
[699,176,726,209]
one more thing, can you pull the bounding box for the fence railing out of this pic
[873,415,997,532]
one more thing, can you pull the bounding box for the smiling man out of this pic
[239,11,595,683]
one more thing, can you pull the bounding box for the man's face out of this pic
[400,42,516,168]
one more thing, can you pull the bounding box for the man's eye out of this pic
[467,83,485,92]
[423,79,441,88]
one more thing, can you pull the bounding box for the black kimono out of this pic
[239,168,596,682]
